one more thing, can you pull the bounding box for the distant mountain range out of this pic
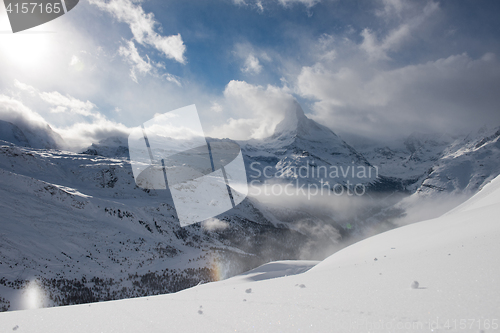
[1,105,499,311]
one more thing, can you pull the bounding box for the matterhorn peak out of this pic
[270,101,341,145]
[272,101,309,136]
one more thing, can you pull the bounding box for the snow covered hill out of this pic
[2,172,499,332]
[77,105,409,241]
[0,120,62,150]
[0,104,396,312]
[222,103,409,236]
[2,104,500,313]
[0,141,312,311]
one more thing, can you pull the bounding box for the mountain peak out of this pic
[272,101,309,137]
[271,102,341,144]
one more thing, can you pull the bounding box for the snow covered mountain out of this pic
[2,170,499,332]
[0,120,62,150]
[359,127,500,197]
[82,136,130,158]
[0,121,30,148]
[0,104,385,311]
[0,105,394,311]
[0,141,312,311]
[357,131,457,180]
[79,104,409,236]
[415,126,500,196]
[355,126,500,225]
[1,104,500,312]
[240,101,372,184]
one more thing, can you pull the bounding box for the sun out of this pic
[0,9,55,70]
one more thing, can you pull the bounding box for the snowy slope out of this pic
[363,127,500,197]
[0,122,30,147]
[1,175,499,332]
[356,132,457,180]
[1,103,396,311]
[416,126,500,196]
[2,105,500,314]
[0,142,311,310]
[0,119,62,150]
[80,105,405,240]
[356,127,500,226]
[81,136,130,158]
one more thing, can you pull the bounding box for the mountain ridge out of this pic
[1,106,500,311]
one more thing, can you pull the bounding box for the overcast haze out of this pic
[1,0,500,149]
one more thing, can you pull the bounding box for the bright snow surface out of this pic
[1,176,500,332]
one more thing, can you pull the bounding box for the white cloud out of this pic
[13,80,105,123]
[209,80,297,140]
[256,0,264,12]
[39,91,101,120]
[69,55,80,67]
[118,40,153,83]
[8,81,134,150]
[242,55,263,74]
[297,52,500,141]
[375,0,406,17]
[55,118,130,150]
[0,95,64,149]
[163,73,182,87]
[117,40,182,84]
[88,0,186,64]
[0,95,47,126]
[14,80,38,96]
[234,43,271,75]
[69,55,85,72]
[360,1,439,61]
[210,102,223,113]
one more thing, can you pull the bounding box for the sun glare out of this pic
[1,32,54,69]
[0,10,56,70]
[22,280,45,310]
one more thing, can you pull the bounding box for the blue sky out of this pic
[1,0,500,149]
